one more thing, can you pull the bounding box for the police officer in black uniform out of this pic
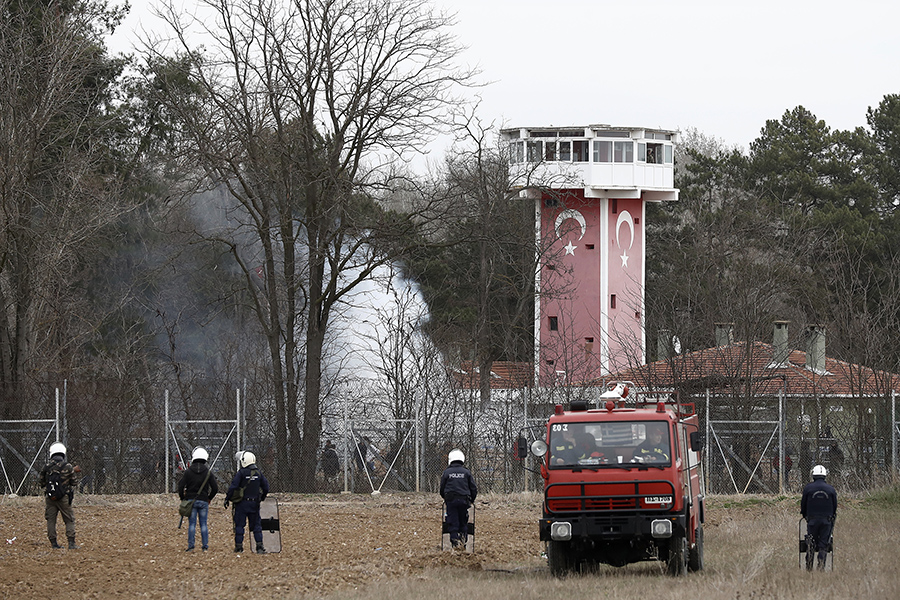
[801,464,837,571]
[439,449,477,549]
[225,450,270,553]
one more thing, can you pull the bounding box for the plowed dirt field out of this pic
[0,492,544,598]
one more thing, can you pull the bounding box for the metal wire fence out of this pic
[1,379,898,496]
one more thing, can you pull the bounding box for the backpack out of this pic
[229,468,259,504]
[46,464,69,501]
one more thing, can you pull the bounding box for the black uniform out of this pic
[321,445,340,490]
[226,464,270,551]
[439,461,477,546]
[801,477,837,564]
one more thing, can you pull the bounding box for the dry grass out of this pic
[0,490,896,599]
[325,493,900,600]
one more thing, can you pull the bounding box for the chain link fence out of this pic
[703,390,898,494]
[2,378,898,497]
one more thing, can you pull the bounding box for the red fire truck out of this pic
[526,383,705,576]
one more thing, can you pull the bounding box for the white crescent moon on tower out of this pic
[615,210,635,250]
[616,210,636,268]
[554,209,587,241]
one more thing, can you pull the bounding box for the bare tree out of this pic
[0,0,132,420]
[145,0,473,489]
[435,117,539,402]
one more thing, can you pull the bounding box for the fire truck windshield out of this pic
[548,421,671,467]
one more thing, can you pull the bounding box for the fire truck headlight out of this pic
[651,519,673,538]
[550,521,572,541]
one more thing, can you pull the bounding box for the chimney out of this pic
[657,329,671,361]
[805,324,826,373]
[772,321,790,366]
[714,323,734,347]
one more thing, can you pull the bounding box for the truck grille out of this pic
[544,479,676,515]
[549,497,637,512]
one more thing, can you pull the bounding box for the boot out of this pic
[67,538,78,550]
[234,544,243,553]
[817,552,827,571]
[50,539,62,549]
[256,544,266,554]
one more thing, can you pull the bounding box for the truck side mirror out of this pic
[516,436,528,459]
[690,431,703,452]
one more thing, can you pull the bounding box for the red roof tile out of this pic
[605,341,900,397]
[451,361,534,390]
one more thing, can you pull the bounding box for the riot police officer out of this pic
[39,442,79,549]
[439,449,477,549]
[801,464,837,570]
[225,450,270,553]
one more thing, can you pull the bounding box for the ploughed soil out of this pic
[0,492,547,599]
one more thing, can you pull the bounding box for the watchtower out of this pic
[502,125,679,387]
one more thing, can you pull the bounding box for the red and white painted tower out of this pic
[502,125,678,387]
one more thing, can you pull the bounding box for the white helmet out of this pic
[239,451,256,468]
[191,447,209,462]
[448,449,465,465]
[49,442,66,458]
[812,464,827,478]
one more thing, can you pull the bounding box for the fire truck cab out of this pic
[530,383,705,576]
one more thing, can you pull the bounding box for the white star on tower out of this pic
[564,240,577,255]
[620,251,629,268]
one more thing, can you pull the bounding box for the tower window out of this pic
[610,295,617,309]
[549,316,558,331]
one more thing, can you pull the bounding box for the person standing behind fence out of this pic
[177,447,218,552]
[801,464,837,571]
[225,450,270,553]
[364,436,379,475]
[439,449,477,549]
[321,441,340,491]
[39,442,80,549]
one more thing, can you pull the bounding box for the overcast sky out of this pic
[110,0,900,153]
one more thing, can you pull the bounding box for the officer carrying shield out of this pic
[225,450,270,553]
[801,464,837,571]
[439,449,477,549]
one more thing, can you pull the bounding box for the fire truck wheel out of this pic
[547,541,572,577]
[688,526,704,572]
[667,535,688,576]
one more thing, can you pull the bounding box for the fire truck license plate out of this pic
[644,496,672,504]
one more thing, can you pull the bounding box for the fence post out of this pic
[61,381,67,446]
[164,390,169,494]
[778,388,784,494]
[415,402,420,493]
[705,388,710,494]
[892,390,897,481]
[55,388,60,443]
[342,395,349,494]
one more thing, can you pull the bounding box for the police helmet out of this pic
[239,451,257,468]
[49,442,67,458]
[812,464,827,478]
[448,449,465,465]
[191,446,209,462]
